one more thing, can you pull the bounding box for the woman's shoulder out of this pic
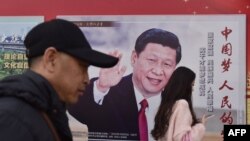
[174,99,189,110]
[176,99,188,106]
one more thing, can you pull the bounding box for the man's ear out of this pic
[43,47,58,72]
[131,50,137,66]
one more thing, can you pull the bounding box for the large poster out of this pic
[0,16,44,79]
[58,15,246,141]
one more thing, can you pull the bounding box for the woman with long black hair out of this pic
[152,66,211,141]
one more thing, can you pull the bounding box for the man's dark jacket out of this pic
[0,70,72,141]
[68,74,140,140]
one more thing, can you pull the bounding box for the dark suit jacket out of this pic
[68,74,140,140]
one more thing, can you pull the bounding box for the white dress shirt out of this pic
[134,86,161,141]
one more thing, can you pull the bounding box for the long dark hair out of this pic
[151,66,199,140]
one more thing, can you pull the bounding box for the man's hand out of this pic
[96,50,127,93]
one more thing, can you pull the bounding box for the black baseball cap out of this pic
[24,19,118,68]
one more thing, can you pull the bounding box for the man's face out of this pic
[131,43,177,98]
[52,53,89,104]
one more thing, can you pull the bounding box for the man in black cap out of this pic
[0,19,118,141]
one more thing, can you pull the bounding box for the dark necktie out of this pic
[138,99,148,141]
